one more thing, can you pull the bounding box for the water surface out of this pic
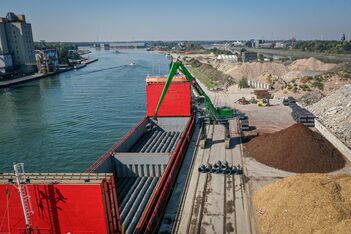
[0,48,169,172]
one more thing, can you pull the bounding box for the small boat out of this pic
[129,62,136,66]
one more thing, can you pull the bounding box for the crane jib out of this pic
[153,60,234,120]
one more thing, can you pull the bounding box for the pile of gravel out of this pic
[253,174,351,234]
[307,84,351,148]
[298,90,325,106]
[245,123,345,173]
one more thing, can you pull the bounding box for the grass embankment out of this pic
[187,66,218,89]
[187,59,231,89]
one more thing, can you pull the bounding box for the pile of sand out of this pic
[245,123,345,173]
[209,57,336,89]
[289,57,336,71]
[253,174,351,234]
[211,61,289,82]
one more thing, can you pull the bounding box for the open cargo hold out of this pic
[0,75,194,234]
[0,173,121,233]
[86,115,195,233]
[146,76,191,117]
[86,117,195,233]
[84,76,195,233]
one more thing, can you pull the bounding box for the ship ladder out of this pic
[13,163,34,229]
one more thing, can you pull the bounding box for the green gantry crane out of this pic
[154,59,235,149]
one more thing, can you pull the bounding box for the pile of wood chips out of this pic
[253,174,351,234]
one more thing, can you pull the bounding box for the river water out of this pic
[0,48,169,172]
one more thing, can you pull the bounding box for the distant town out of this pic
[1,1,351,232]
[1,12,350,86]
[0,12,97,86]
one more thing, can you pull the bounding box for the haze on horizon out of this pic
[1,0,351,42]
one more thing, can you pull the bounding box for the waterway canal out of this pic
[0,48,169,172]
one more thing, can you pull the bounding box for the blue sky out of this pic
[1,0,351,41]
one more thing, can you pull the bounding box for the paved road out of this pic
[238,47,351,63]
[206,44,351,62]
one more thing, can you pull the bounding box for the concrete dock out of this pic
[82,58,98,65]
[173,120,251,234]
[0,58,98,88]
[0,67,73,88]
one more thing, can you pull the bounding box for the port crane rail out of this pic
[154,60,235,148]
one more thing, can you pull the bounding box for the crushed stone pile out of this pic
[298,90,325,106]
[253,174,351,234]
[245,123,345,173]
[288,57,336,71]
[307,84,351,148]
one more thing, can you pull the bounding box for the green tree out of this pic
[245,41,253,48]
[238,77,249,88]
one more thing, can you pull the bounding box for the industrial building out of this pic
[35,49,59,73]
[0,12,36,76]
[253,39,274,49]
[242,51,258,62]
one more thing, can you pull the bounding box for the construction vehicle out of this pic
[257,98,270,107]
[154,59,235,149]
[250,97,257,104]
[238,97,249,105]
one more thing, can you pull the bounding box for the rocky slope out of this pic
[307,84,351,148]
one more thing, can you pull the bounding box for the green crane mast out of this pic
[154,59,235,148]
[154,60,233,120]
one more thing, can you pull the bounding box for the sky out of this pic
[1,0,351,42]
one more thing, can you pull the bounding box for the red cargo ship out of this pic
[0,76,195,233]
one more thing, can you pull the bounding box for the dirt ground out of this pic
[192,78,351,233]
[236,103,295,134]
[234,98,351,233]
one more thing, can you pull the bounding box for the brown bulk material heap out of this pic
[245,123,345,173]
[253,174,351,234]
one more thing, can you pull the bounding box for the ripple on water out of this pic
[0,49,169,172]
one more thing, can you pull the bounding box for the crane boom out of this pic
[154,60,233,120]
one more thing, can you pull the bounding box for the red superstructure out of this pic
[146,76,191,117]
[0,174,120,233]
